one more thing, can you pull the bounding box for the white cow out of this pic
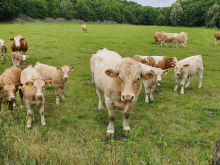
[140,63,169,102]
[92,49,154,135]
[174,55,203,94]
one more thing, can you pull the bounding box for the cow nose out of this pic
[176,72,181,75]
[9,97,16,101]
[157,80,161,83]
[64,76,69,79]
[121,94,134,101]
[36,94,43,98]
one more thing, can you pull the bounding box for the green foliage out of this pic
[0,0,23,21]
[170,2,184,26]
[206,3,220,28]
[155,14,166,26]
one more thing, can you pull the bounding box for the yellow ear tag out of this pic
[48,84,51,86]
[20,56,22,58]
[165,72,168,75]
[110,73,113,77]
[18,86,22,89]
[171,64,174,66]
[71,68,74,71]
[28,84,31,87]
[58,69,61,71]
[185,66,188,68]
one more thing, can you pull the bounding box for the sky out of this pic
[127,0,177,7]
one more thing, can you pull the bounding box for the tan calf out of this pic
[215,32,220,45]
[161,33,179,47]
[92,49,154,135]
[174,55,203,94]
[34,62,74,105]
[81,25,88,33]
[0,39,9,60]
[154,31,166,45]
[11,52,29,70]
[0,66,23,115]
[140,63,169,102]
[21,65,52,128]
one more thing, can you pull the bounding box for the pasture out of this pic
[0,22,220,164]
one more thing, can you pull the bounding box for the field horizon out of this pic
[0,22,220,164]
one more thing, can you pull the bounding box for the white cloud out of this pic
[127,0,176,7]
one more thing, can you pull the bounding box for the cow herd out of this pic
[0,29,206,135]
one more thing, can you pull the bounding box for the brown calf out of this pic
[11,52,29,70]
[10,35,28,55]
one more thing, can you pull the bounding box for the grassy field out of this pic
[0,22,220,164]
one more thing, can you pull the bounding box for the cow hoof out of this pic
[181,92,184,95]
[106,132,114,137]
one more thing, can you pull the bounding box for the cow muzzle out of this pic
[36,94,43,98]
[64,76,69,80]
[121,93,135,102]
[9,97,16,101]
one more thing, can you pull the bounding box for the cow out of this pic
[154,31,166,45]
[34,62,74,105]
[92,49,154,135]
[90,48,121,84]
[11,52,29,70]
[10,35,28,55]
[132,55,179,70]
[0,66,23,115]
[140,63,169,102]
[174,32,188,48]
[215,32,220,45]
[174,55,203,94]
[161,33,179,47]
[20,65,52,128]
[0,39,9,60]
[81,25,88,33]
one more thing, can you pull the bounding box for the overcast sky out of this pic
[127,0,177,7]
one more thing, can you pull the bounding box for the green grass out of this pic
[0,22,220,164]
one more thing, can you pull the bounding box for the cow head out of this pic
[105,58,154,102]
[25,79,52,99]
[57,66,75,80]
[10,35,24,48]
[150,69,169,86]
[169,57,179,67]
[2,83,23,101]
[174,62,189,78]
[21,55,28,61]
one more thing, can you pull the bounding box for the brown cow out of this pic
[132,55,179,70]
[34,62,74,105]
[154,31,166,45]
[10,35,28,55]
[215,32,220,45]
[20,65,52,128]
[0,39,9,60]
[11,52,29,70]
[0,66,23,115]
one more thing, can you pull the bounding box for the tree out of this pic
[170,2,183,26]
[155,14,166,26]
[206,3,220,28]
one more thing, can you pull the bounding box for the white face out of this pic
[22,55,27,61]
[14,36,21,47]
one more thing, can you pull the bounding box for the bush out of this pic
[206,3,220,28]
[155,14,166,26]
[170,2,184,26]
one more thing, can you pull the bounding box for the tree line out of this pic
[0,0,220,28]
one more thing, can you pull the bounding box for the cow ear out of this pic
[25,81,33,87]
[15,83,23,89]
[45,80,53,86]
[70,66,75,71]
[177,58,180,61]
[57,67,62,72]
[183,64,189,68]
[20,38,24,40]
[10,38,14,41]
[169,57,173,61]
[141,71,155,80]
[163,69,169,74]
[105,69,119,78]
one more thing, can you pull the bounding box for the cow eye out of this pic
[137,77,141,81]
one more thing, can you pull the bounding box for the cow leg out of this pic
[198,69,203,88]
[96,89,104,109]
[142,80,149,102]
[105,96,115,136]
[54,86,59,105]
[61,86,66,102]
[92,73,94,84]
[19,89,24,108]
[185,75,194,88]
[1,51,3,60]
[26,99,32,128]
[149,88,154,102]
[5,48,9,60]
[174,78,179,91]
[180,76,187,94]
[39,102,46,126]
[8,101,14,116]
[123,103,134,133]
